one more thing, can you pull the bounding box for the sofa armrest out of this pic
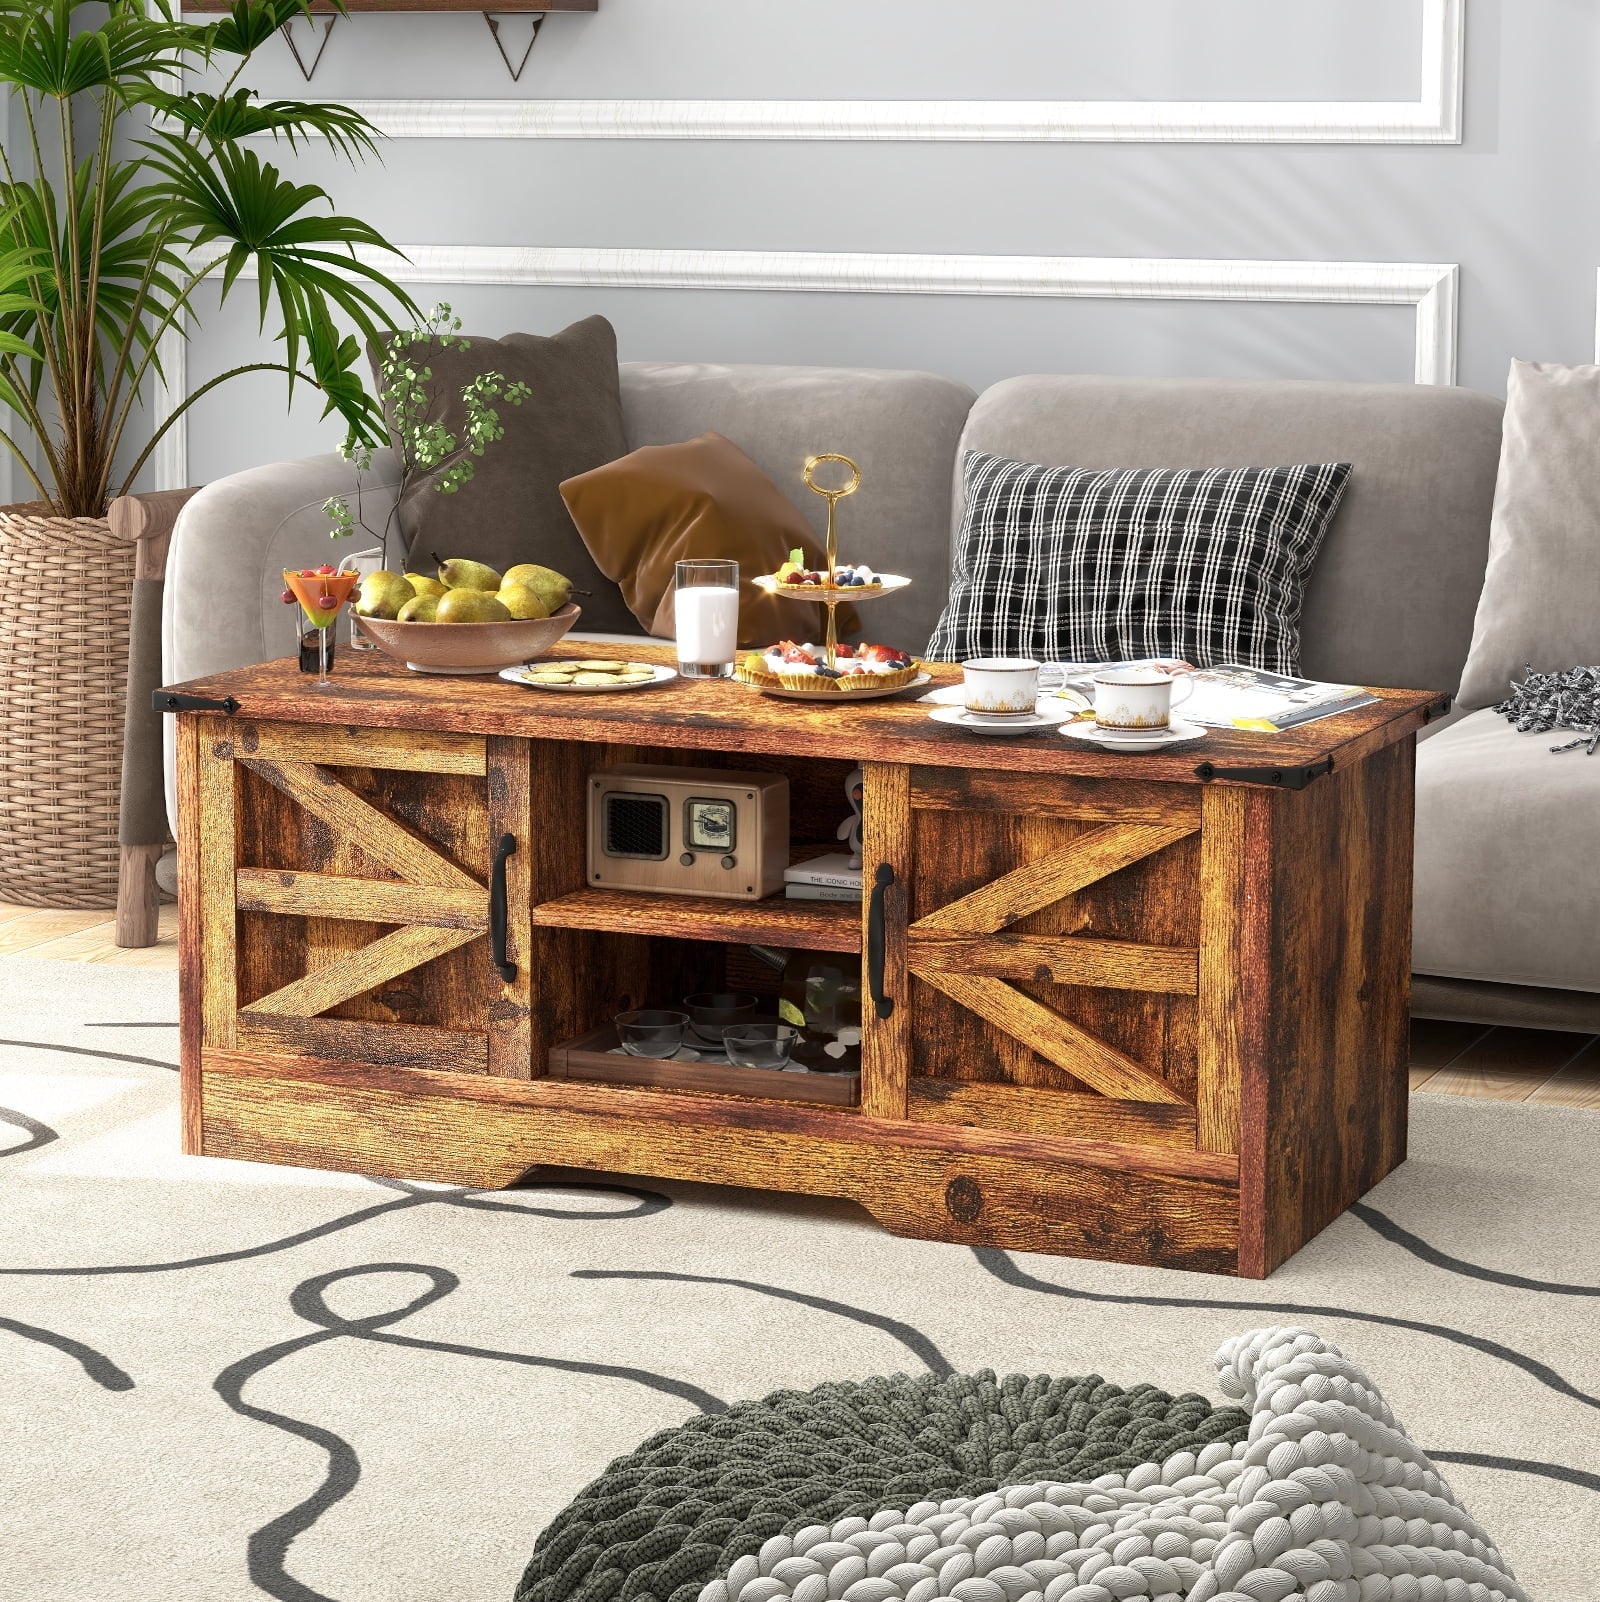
[161,449,401,841]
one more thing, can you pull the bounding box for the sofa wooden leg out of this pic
[115,843,164,947]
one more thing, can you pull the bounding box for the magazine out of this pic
[1041,659,1376,731]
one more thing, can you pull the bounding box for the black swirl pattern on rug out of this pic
[1352,1201,1600,1296]
[220,1264,725,1602]
[0,1035,177,1071]
[0,1103,57,1157]
[976,1246,1600,1493]
[0,1178,671,1277]
[572,1268,954,1376]
[0,1314,133,1390]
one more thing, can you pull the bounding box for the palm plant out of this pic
[0,0,415,517]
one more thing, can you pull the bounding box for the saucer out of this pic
[928,702,1078,736]
[1059,717,1207,753]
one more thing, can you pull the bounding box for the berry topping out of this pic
[317,563,337,575]
[317,592,336,609]
[280,588,295,604]
[781,643,818,666]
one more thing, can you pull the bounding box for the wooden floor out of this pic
[2,899,1597,1109]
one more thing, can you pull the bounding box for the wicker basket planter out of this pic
[0,504,135,908]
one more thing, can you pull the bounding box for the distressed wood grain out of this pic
[241,924,481,1019]
[235,869,488,929]
[915,968,1189,1105]
[909,933,1197,993]
[860,761,912,1121]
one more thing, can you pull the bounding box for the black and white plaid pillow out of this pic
[926,452,1352,672]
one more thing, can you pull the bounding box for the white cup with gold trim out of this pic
[961,658,1041,721]
[1091,667,1195,731]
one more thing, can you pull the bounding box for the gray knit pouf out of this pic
[514,1370,1250,1602]
[516,1330,1529,1602]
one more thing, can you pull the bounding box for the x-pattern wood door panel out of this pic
[199,722,531,1077]
[884,766,1207,1149]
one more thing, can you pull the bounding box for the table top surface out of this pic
[164,643,1447,788]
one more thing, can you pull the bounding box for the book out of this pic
[783,851,863,890]
[784,883,862,903]
[1043,659,1376,732]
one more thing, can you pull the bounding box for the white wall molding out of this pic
[367,247,1459,387]
[338,0,1463,145]
[167,248,1457,487]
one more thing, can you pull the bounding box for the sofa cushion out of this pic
[1415,708,1600,991]
[925,450,1350,671]
[1458,360,1600,710]
[956,376,1504,694]
[378,315,636,633]
[559,432,849,647]
[618,363,976,653]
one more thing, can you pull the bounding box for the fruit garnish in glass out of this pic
[281,564,360,687]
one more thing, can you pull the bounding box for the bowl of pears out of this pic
[353,557,581,674]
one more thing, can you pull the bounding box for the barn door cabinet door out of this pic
[859,762,1238,1155]
[182,717,532,1084]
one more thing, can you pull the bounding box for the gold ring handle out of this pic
[803,453,861,501]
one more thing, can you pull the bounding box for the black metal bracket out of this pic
[280,15,337,82]
[1422,695,1454,724]
[483,12,545,81]
[1194,756,1334,791]
[153,691,239,715]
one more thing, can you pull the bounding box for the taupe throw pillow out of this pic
[375,314,636,633]
[1458,360,1600,709]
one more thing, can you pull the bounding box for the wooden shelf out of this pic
[531,887,861,953]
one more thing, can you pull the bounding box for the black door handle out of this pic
[866,861,895,1020]
[490,833,517,984]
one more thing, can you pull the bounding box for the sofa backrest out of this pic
[956,375,1506,694]
[620,362,976,650]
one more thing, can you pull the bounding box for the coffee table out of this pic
[161,645,1445,1276]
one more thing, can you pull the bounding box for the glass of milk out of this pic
[673,559,740,679]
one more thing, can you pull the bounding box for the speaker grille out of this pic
[603,792,668,859]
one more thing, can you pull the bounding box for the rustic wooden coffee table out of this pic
[162,646,1445,1277]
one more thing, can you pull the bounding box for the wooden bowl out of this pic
[355,602,581,674]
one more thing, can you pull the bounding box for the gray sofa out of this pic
[152,362,1599,1030]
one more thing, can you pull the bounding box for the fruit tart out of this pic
[757,548,894,598]
[739,640,920,694]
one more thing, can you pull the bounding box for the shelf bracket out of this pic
[483,11,545,83]
[280,14,338,82]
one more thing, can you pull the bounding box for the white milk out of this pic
[674,584,740,674]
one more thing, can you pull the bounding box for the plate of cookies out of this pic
[499,659,678,693]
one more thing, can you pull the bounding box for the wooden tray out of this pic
[548,1025,861,1107]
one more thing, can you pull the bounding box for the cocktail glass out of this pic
[282,566,360,688]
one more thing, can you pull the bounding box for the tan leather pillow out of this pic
[560,432,857,647]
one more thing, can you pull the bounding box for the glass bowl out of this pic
[683,991,763,1048]
[614,1009,689,1059]
[723,1023,800,1070]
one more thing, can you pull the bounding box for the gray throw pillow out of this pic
[1458,360,1600,709]
[376,314,636,633]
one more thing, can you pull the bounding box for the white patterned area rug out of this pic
[1,956,1595,1602]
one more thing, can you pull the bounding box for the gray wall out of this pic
[181,0,1593,485]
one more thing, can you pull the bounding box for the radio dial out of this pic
[720,855,736,870]
[679,852,694,866]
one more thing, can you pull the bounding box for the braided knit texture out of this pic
[513,1370,1250,1602]
[694,1329,1529,1602]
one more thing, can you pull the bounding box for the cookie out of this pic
[569,659,627,672]
[573,672,621,686]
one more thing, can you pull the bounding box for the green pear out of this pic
[497,582,551,621]
[501,563,573,613]
[436,588,512,624]
[438,557,502,592]
[396,593,440,623]
[404,573,447,600]
[354,570,415,621]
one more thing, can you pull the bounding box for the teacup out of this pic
[962,658,1041,721]
[1092,668,1195,731]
